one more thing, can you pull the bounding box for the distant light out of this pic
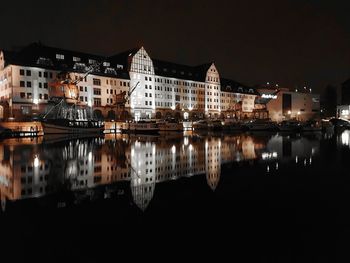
[297,111,301,115]
[171,145,176,154]
[288,110,291,115]
[276,84,279,87]
[88,100,92,107]
[295,89,298,92]
[267,82,270,85]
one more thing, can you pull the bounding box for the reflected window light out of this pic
[184,137,189,146]
[88,152,93,162]
[341,131,350,146]
[34,155,40,168]
[275,163,279,170]
[304,159,307,166]
[189,144,193,152]
[267,165,270,173]
[295,156,298,163]
[309,157,312,165]
[171,145,176,154]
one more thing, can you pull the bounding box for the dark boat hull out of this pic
[42,119,104,134]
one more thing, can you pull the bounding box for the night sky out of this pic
[1,0,350,94]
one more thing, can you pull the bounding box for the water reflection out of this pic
[0,132,325,212]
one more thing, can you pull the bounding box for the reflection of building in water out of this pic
[206,138,221,191]
[0,141,51,206]
[0,133,321,211]
[129,140,156,211]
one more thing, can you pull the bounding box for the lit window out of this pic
[56,54,64,60]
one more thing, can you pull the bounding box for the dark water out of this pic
[1,130,350,261]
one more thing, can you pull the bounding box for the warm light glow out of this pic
[171,105,175,110]
[288,110,291,115]
[33,99,39,105]
[34,155,40,168]
[297,111,301,115]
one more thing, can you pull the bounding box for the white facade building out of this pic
[0,43,258,120]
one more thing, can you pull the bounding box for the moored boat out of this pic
[42,119,104,134]
[192,120,209,130]
[244,119,278,131]
[157,119,183,132]
[278,120,301,132]
[122,121,160,134]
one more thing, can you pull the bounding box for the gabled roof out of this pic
[108,47,140,71]
[153,59,212,82]
[221,78,259,95]
[1,42,130,79]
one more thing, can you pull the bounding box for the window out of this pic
[20,81,25,87]
[94,98,101,106]
[44,94,48,100]
[26,81,32,88]
[56,54,64,60]
[85,87,87,92]
[73,56,81,62]
[39,83,42,88]
[49,72,53,78]
[80,86,83,91]
[39,94,42,99]
[93,88,101,95]
[26,70,31,76]
[44,83,48,89]
[39,72,42,77]
[20,69,25,76]
[27,93,32,99]
[93,78,101,86]
[20,92,25,98]
[44,72,48,78]
[80,96,83,101]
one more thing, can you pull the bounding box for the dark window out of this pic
[39,94,42,99]
[39,72,42,77]
[26,81,31,88]
[27,93,32,99]
[80,86,83,91]
[93,88,101,95]
[20,92,25,98]
[44,83,48,89]
[20,81,25,87]
[94,98,101,106]
[44,94,48,100]
[49,72,53,78]
[44,72,48,78]
[26,70,31,76]
[282,94,292,115]
[20,69,25,76]
[93,78,101,86]
[39,82,42,88]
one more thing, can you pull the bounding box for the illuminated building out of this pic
[0,43,258,120]
[257,86,320,122]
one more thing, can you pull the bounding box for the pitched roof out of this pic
[152,59,212,82]
[2,42,130,79]
[220,78,259,95]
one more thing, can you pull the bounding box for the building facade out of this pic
[0,43,258,121]
[257,86,320,122]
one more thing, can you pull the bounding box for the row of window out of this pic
[19,81,48,89]
[19,92,48,100]
[20,69,53,79]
